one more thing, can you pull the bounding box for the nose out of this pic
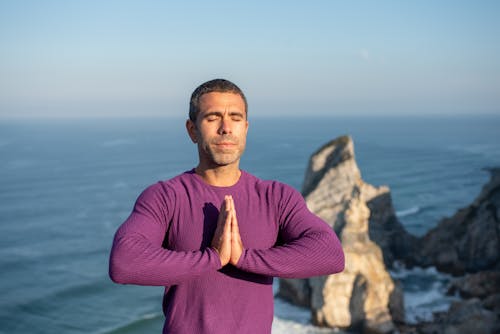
[218,117,232,135]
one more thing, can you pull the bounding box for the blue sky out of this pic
[1,1,499,118]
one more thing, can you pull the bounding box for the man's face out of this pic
[187,92,248,168]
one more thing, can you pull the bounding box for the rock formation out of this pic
[300,136,417,269]
[409,168,500,334]
[279,136,404,333]
[407,270,500,334]
[448,270,500,300]
[415,298,499,334]
[279,135,500,333]
[416,168,500,275]
[363,180,419,269]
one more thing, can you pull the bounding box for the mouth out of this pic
[214,141,236,146]
[215,144,235,149]
[213,142,237,152]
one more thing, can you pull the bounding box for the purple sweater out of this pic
[109,170,344,333]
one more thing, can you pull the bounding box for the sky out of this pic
[1,0,499,118]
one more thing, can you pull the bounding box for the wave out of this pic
[404,283,458,324]
[389,264,459,324]
[447,143,500,159]
[396,206,420,218]
[101,139,136,148]
[389,263,441,279]
[98,312,164,334]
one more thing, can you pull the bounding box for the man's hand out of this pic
[211,196,232,266]
[211,195,244,267]
[229,197,244,265]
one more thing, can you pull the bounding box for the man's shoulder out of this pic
[141,170,196,196]
[162,169,197,186]
[242,170,299,197]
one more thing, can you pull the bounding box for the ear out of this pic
[186,119,198,143]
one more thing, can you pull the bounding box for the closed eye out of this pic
[229,112,245,121]
[204,113,221,121]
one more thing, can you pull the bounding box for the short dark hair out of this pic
[189,79,248,122]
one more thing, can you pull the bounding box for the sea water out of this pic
[1,115,499,333]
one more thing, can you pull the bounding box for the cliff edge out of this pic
[416,168,500,274]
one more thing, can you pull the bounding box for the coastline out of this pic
[1,116,499,333]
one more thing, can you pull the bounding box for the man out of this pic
[109,79,344,333]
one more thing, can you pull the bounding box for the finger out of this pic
[217,197,227,222]
[214,198,225,229]
[229,195,234,210]
[229,196,236,220]
[221,195,228,210]
[229,197,243,265]
[214,197,230,240]
[231,209,239,232]
[224,196,231,212]
[223,197,232,233]
[228,196,235,222]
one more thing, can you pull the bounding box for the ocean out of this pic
[1,115,499,333]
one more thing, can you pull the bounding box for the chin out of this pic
[212,154,241,166]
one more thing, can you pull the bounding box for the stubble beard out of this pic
[200,138,245,167]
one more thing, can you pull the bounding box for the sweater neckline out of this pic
[187,168,246,190]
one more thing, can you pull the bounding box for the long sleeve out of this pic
[108,184,221,286]
[236,185,344,278]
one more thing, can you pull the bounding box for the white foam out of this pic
[396,206,420,217]
[390,263,441,279]
[390,265,459,324]
[272,316,342,333]
[140,312,162,320]
[404,286,451,323]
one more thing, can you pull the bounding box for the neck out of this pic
[194,164,241,187]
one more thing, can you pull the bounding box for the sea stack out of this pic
[279,135,404,333]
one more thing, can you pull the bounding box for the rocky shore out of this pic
[278,136,499,334]
[408,166,500,334]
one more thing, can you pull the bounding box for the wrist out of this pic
[232,249,245,267]
[209,247,223,268]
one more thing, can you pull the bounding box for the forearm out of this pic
[109,232,221,286]
[236,229,344,278]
